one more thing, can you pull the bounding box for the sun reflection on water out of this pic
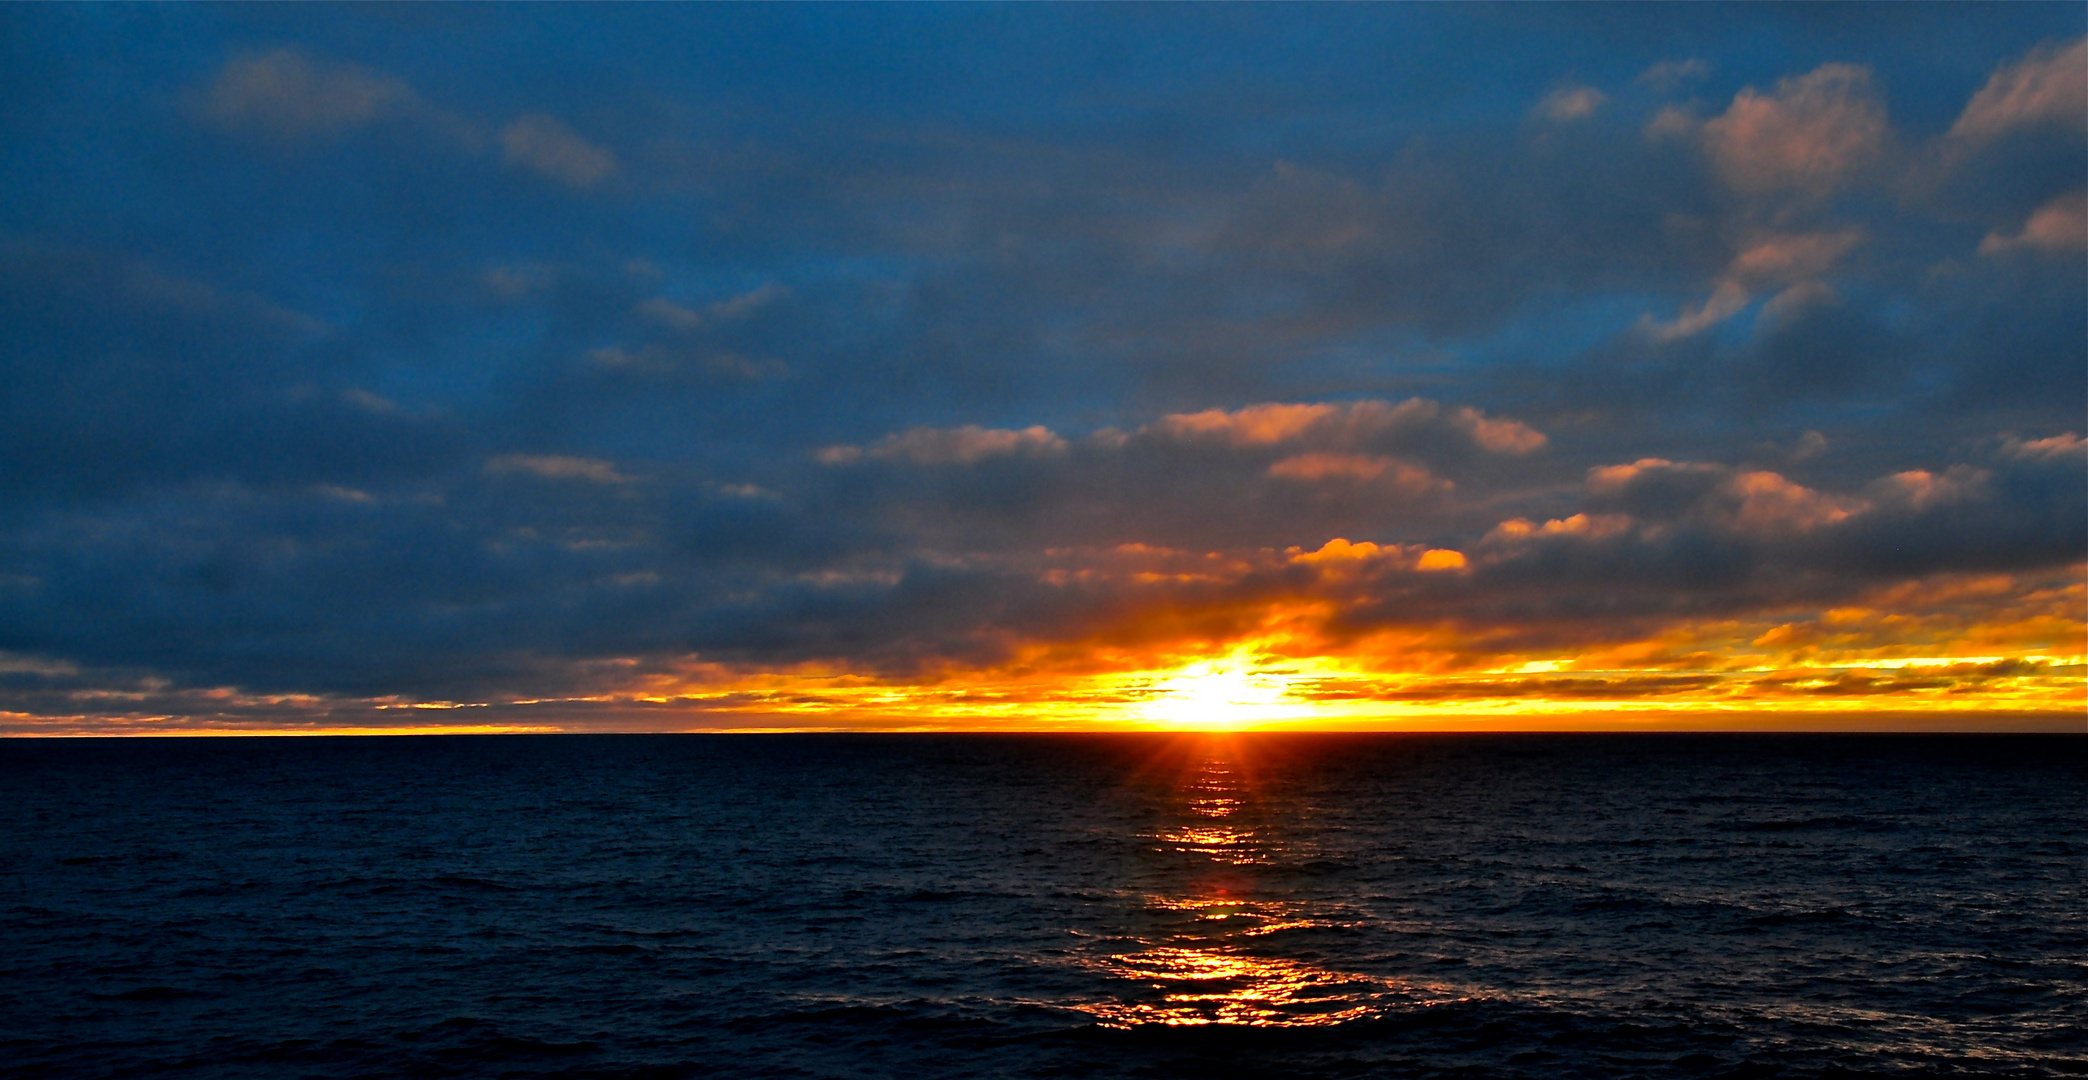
[1082,947,1383,1027]
[1075,745,1401,1028]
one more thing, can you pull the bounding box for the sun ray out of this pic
[1135,649,1318,730]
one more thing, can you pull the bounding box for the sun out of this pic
[1138,651,1314,729]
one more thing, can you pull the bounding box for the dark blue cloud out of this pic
[0,5,2079,720]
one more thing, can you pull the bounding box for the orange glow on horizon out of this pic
[3,555,2080,735]
[1135,650,1318,730]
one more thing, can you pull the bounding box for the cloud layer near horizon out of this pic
[0,6,2081,730]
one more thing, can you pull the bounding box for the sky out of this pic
[1,3,2083,734]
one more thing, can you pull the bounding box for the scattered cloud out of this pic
[1980,190,2087,255]
[198,49,418,138]
[1641,279,1751,341]
[2002,432,2086,461]
[822,425,1069,466]
[585,343,787,381]
[1266,452,1446,496]
[1949,37,2087,143]
[1643,105,1699,140]
[1730,230,1865,283]
[6,9,2082,728]
[636,297,706,332]
[1641,230,1863,342]
[636,284,788,332]
[708,283,790,321]
[501,114,619,188]
[486,454,633,484]
[1637,58,1711,92]
[1701,64,1888,195]
[1156,403,1338,446]
[1145,400,1546,457]
[1535,84,1608,122]
[1755,280,1840,330]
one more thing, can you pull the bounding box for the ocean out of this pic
[2,733,2082,1078]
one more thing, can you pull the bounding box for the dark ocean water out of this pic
[2,733,2083,1079]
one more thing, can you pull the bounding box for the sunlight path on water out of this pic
[1074,746,1436,1027]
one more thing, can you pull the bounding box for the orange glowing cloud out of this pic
[1701,63,1888,196]
[5,423,2078,737]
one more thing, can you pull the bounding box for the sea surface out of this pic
[2,733,2083,1079]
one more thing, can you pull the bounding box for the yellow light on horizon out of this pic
[1138,652,1314,729]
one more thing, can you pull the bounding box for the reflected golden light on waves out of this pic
[1075,748,1399,1027]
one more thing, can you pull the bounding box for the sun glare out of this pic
[1138,652,1314,729]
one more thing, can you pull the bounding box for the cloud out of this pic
[585,343,788,382]
[2002,432,2086,461]
[636,297,706,332]
[824,399,1546,475]
[1529,448,2085,585]
[0,241,448,503]
[1718,470,1862,534]
[1,425,2077,720]
[1582,458,1865,536]
[1865,466,1989,513]
[1980,190,2088,255]
[1285,537,1466,573]
[1637,58,1710,92]
[1146,399,1546,457]
[486,454,633,484]
[501,114,619,188]
[930,442,2081,678]
[1729,230,1864,283]
[1266,453,1447,496]
[1643,105,1699,140]
[1949,37,2088,144]
[565,279,798,390]
[800,398,1543,558]
[636,284,789,332]
[1154,402,1337,445]
[1701,64,1887,195]
[1640,280,1751,341]
[1534,84,1608,122]
[1639,230,1863,342]
[821,425,1069,466]
[707,283,790,321]
[1755,279,1839,331]
[198,49,419,138]
[1786,430,1829,463]
[8,9,2085,727]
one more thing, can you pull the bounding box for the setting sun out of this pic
[1138,652,1316,729]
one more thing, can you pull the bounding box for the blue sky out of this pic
[1,4,2082,730]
